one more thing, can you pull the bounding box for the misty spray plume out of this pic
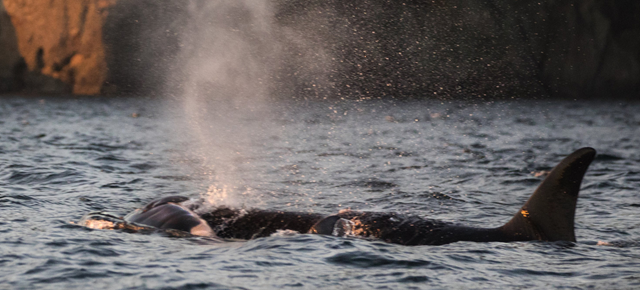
[175,0,281,208]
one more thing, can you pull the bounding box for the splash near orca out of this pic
[81,147,596,245]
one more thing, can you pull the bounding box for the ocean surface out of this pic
[1,95,639,289]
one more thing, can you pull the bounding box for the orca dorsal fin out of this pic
[140,196,190,213]
[500,147,596,242]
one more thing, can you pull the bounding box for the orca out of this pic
[124,196,214,237]
[90,147,596,246]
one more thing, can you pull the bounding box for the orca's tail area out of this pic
[499,147,596,242]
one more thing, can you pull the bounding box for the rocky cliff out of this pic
[0,0,22,92]
[0,0,638,99]
[272,0,640,99]
[2,0,114,95]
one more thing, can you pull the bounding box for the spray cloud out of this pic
[175,0,281,207]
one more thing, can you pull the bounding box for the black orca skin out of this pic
[197,208,513,245]
[118,147,596,246]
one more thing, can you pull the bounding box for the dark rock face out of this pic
[0,1,22,92]
[0,1,25,93]
[274,0,537,99]
[102,1,186,95]
[0,0,638,99]
[539,1,640,99]
[273,0,640,99]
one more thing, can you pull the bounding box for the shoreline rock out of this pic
[2,0,114,95]
[0,0,638,99]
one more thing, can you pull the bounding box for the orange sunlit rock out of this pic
[3,0,116,94]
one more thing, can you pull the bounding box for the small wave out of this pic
[129,163,157,171]
[397,275,430,283]
[153,175,193,181]
[44,240,69,247]
[24,259,72,275]
[62,246,122,257]
[0,194,35,201]
[416,191,464,202]
[95,154,128,162]
[339,179,397,191]
[4,169,82,185]
[325,251,432,268]
[165,282,250,290]
[254,260,295,267]
[84,142,131,152]
[495,268,578,277]
[595,154,625,161]
[317,152,371,159]
[390,165,425,172]
[100,179,143,189]
[0,194,38,207]
[30,268,112,283]
[500,178,541,186]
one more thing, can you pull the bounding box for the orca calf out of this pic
[124,196,214,237]
[121,147,595,245]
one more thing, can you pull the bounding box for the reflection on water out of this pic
[1,96,639,289]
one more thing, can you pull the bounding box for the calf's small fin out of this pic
[139,196,190,213]
[309,216,342,235]
[499,147,596,242]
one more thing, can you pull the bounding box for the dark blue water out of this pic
[1,96,639,289]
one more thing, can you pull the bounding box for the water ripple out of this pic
[325,251,434,268]
[1,97,639,289]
